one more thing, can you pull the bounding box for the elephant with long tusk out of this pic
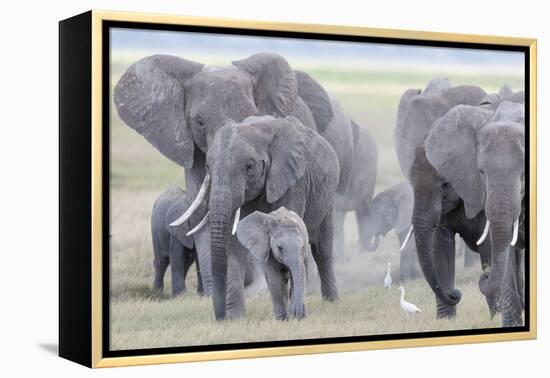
[396,80,526,325]
[114,52,372,320]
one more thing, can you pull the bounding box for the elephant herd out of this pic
[114,52,526,327]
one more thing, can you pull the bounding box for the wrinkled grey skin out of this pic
[151,188,204,296]
[114,53,358,320]
[360,182,420,281]
[237,207,310,320]
[205,116,340,320]
[334,120,378,255]
[409,96,525,326]
[394,78,487,181]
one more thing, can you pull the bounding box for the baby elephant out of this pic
[151,188,202,296]
[237,207,309,320]
[360,182,420,281]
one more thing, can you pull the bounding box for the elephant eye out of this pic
[277,246,283,253]
[245,160,255,173]
[196,116,204,126]
[440,182,450,191]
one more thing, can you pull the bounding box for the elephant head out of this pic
[360,182,413,252]
[412,100,525,307]
[236,207,309,319]
[113,53,323,170]
[394,78,487,180]
[479,85,525,111]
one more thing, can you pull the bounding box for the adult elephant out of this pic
[187,115,340,319]
[114,53,354,319]
[394,78,487,181]
[409,99,525,325]
[334,120,378,254]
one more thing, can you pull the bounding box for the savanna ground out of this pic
[109,52,523,350]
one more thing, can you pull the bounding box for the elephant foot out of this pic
[502,314,524,327]
[172,287,186,297]
[322,293,338,302]
[290,304,307,320]
[436,304,457,319]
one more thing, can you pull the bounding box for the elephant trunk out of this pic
[413,207,461,306]
[288,258,306,320]
[209,170,233,321]
[479,180,522,302]
[479,218,514,300]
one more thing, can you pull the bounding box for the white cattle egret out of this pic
[384,262,392,289]
[399,286,421,315]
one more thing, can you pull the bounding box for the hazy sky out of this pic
[111,27,524,73]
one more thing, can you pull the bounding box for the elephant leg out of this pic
[225,239,247,320]
[332,207,346,259]
[153,235,169,292]
[311,214,339,301]
[433,227,457,319]
[354,207,369,252]
[193,225,212,296]
[193,248,204,296]
[263,262,289,320]
[501,247,524,327]
[182,247,194,282]
[169,236,186,296]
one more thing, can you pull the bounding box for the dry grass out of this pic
[108,53,520,350]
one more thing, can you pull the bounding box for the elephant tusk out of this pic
[170,174,210,226]
[510,217,519,246]
[476,220,490,245]
[231,207,241,235]
[186,211,209,236]
[400,225,413,252]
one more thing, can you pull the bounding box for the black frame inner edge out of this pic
[101,19,531,358]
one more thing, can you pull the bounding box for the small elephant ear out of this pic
[266,117,309,203]
[113,55,204,169]
[165,191,196,249]
[236,211,272,263]
[294,70,333,133]
[425,105,494,218]
[232,53,297,117]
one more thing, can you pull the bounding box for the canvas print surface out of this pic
[109,26,526,351]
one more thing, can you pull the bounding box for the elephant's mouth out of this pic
[476,216,520,247]
[168,173,242,236]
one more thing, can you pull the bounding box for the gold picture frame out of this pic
[59,9,537,368]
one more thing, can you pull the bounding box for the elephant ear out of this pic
[492,100,525,125]
[266,117,309,203]
[236,211,272,263]
[423,78,452,94]
[395,94,446,180]
[294,70,333,133]
[425,105,494,219]
[232,53,297,117]
[165,191,196,249]
[113,54,204,169]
